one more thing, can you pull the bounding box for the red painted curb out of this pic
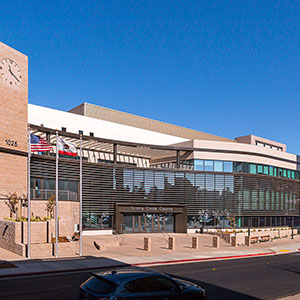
[133,251,277,266]
[0,251,277,279]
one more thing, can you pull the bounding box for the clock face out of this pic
[0,58,22,87]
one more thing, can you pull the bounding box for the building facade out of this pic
[0,42,299,236]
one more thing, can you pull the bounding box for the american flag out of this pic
[30,134,53,152]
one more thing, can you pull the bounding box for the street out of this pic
[0,253,299,299]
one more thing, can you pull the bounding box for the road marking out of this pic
[278,250,291,253]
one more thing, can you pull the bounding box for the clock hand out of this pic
[8,65,20,82]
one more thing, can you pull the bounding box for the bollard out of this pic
[144,237,151,251]
[168,237,175,250]
[231,236,237,247]
[192,236,199,249]
[245,236,250,246]
[212,236,219,248]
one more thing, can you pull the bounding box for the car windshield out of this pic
[85,276,116,294]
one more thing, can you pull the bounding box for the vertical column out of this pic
[113,143,117,164]
[27,126,31,259]
[176,150,180,169]
[79,135,83,256]
[55,130,59,257]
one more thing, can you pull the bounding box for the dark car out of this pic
[80,267,206,300]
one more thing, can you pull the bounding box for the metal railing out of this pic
[30,189,78,201]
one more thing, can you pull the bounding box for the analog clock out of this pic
[0,58,22,87]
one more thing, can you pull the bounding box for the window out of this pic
[125,277,154,293]
[151,277,178,292]
[86,276,115,294]
[250,164,256,174]
[204,160,214,171]
[283,169,287,177]
[269,166,273,176]
[61,127,66,132]
[90,132,94,137]
[224,161,233,172]
[214,161,223,172]
[233,162,242,173]
[263,166,268,175]
[257,165,263,174]
[194,160,203,171]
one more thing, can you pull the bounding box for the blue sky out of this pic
[1,1,299,154]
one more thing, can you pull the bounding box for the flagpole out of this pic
[27,126,31,259]
[55,130,59,258]
[79,135,83,256]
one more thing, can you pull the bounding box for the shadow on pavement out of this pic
[164,273,261,300]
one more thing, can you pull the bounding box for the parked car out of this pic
[79,267,206,299]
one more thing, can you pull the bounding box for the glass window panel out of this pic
[257,165,263,174]
[263,166,269,175]
[252,190,258,209]
[204,160,214,171]
[259,191,265,209]
[269,166,274,176]
[233,162,242,173]
[283,169,287,177]
[278,168,283,177]
[266,191,270,209]
[194,160,204,171]
[274,167,277,176]
[242,163,249,173]
[224,161,233,172]
[250,164,257,174]
[291,171,295,179]
[214,161,223,172]
[287,170,291,178]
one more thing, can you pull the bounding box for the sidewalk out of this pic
[0,234,299,278]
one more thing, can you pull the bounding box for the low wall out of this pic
[0,219,79,257]
[0,220,25,256]
[215,228,297,245]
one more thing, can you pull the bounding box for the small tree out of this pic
[3,192,19,219]
[46,193,56,218]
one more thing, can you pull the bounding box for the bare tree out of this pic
[46,193,55,218]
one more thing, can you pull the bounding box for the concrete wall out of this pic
[170,139,298,170]
[28,104,187,146]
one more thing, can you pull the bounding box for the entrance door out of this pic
[133,215,147,233]
[123,213,174,233]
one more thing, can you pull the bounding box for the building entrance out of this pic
[123,213,174,233]
[115,202,187,234]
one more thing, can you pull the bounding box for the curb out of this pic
[0,251,277,279]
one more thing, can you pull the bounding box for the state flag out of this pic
[57,137,77,156]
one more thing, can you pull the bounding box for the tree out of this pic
[3,192,19,218]
[46,193,55,218]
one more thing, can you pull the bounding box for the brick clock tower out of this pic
[0,41,28,197]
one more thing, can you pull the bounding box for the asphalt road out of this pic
[0,253,299,300]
